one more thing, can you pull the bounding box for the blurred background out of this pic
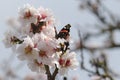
[0,0,120,80]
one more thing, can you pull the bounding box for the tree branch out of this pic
[44,65,52,80]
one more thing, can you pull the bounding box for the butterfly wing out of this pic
[31,22,46,34]
[56,24,71,40]
[38,21,46,27]
[31,23,39,34]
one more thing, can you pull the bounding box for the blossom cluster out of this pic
[3,4,79,76]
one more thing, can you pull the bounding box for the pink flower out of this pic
[57,51,79,75]
[18,4,39,26]
[17,36,38,61]
[27,59,45,73]
[38,7,55,25]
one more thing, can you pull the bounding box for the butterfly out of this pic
[11,36,24,44]
[30,21,46,34]
[55,24,71,40]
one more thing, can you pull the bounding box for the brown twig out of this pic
[44,65,52,80]
[52,64,59,80]
[44,64,59,80]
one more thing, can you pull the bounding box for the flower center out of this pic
[24,45,33,54]
[24,10,32,19]
[41,14,47,19]
[39,50,47,57]
[59,58,65,66]
[65,59,71,67]
[34,59,43,66]
[59,58,71,67]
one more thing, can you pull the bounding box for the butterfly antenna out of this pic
[54,26,58,38]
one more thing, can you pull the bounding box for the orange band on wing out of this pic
[60,30,68,33]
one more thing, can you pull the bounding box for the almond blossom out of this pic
[3,30,22,50]
[41,25,55,38]
[57,51,79,75]
[18,4,39,26]
[27,59,45,73]
[3,4,79,80]
[17,36,38,61]
[38,7,55,25]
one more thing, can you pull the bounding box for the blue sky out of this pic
[0,0,120,80]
